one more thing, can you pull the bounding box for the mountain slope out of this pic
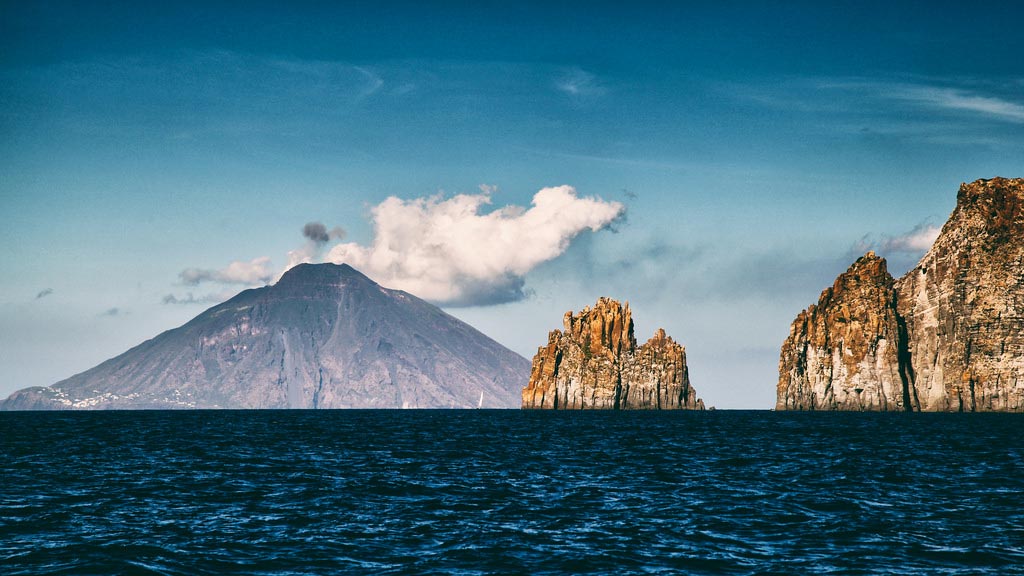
[2,264,530,409]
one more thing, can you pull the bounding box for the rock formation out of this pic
[777,252,909,410]
[1,263,530,410]
[522,297,704,410]
[778,177,1024,411]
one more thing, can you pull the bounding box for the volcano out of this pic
[2,263,530,409]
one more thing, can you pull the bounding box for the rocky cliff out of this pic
[778,177,1024,411]
[777,252,909,410]
[1,263,530,410]
[522,297,704,410]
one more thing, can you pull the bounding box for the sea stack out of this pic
[778,177,1024,411]
[522,297,704,410]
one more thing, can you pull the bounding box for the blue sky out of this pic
[2,1,1023,407]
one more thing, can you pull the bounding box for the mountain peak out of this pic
[1,262,529,410]
[779,177,1024,412]
[276,262,371,285]
[270,263,381,298]
[954,177,1023,245]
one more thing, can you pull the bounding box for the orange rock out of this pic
[779,177,1024,412]
[522,297,703,410]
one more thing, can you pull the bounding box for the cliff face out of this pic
[522,298,704,410]
[2,263,530,410]
[895,177,1024,411]
[778,177,1024,411]
[777,252,909,411]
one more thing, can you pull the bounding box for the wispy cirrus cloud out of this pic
[886,84,1024,123]
[3,50,390,140]
[739,76,1024,127]
[729,76,1024,150]
[555,68,606,97]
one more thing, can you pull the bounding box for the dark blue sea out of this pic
[2,411,1023,575]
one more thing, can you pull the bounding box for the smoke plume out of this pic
[288,222,346,268]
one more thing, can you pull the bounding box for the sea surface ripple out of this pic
[2,410,1023,574]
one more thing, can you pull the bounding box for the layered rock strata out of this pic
[778,177,1024,411]
[522,297,704,410]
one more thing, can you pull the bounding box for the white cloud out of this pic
[324,185,625,306]
[179,257,274,286]
[555,68,605,97]
[854,223,942,257]
[893,86,1024,123]
[814,78,1024,124]
[161,290,239,305]
[881,224,941,253]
